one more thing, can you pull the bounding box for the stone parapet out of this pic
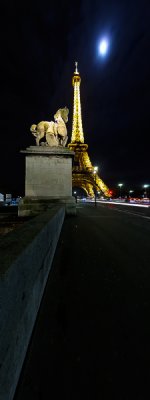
[0,206,65,400]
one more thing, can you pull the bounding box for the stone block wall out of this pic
[0,206,65,400]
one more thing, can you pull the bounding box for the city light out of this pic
[94,166,98,206]
[94,166,98,173]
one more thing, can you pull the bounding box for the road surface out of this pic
[14,202,150,400]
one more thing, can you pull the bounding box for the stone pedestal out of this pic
[18,146,76,216]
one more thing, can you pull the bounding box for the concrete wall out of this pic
[0,206,65,400]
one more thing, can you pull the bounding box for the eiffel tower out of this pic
[68,62,110,197]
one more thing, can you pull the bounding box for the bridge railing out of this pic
[0,206,65,400]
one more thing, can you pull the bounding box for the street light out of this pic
[129,190,134,196]
[118,183,123,198]
[128,190,134,202]
[143,184,149,198]
[93,166,98,206]
[73,191,77,203]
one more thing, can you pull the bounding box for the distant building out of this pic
[0,193,4,205]
[0,193,4,201]
[5,193,12,204]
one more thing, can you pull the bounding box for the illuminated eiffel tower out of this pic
[68,62,110,197]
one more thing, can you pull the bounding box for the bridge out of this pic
[0,202,150,400]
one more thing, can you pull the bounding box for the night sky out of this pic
[1,0,150,196]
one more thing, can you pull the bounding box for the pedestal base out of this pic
[18,196,76,217]
[19,146,76,216]
[21,146,74,198]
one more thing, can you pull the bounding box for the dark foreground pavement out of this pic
[14,203,150,400]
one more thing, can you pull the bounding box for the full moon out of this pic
[99,38,109,56]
